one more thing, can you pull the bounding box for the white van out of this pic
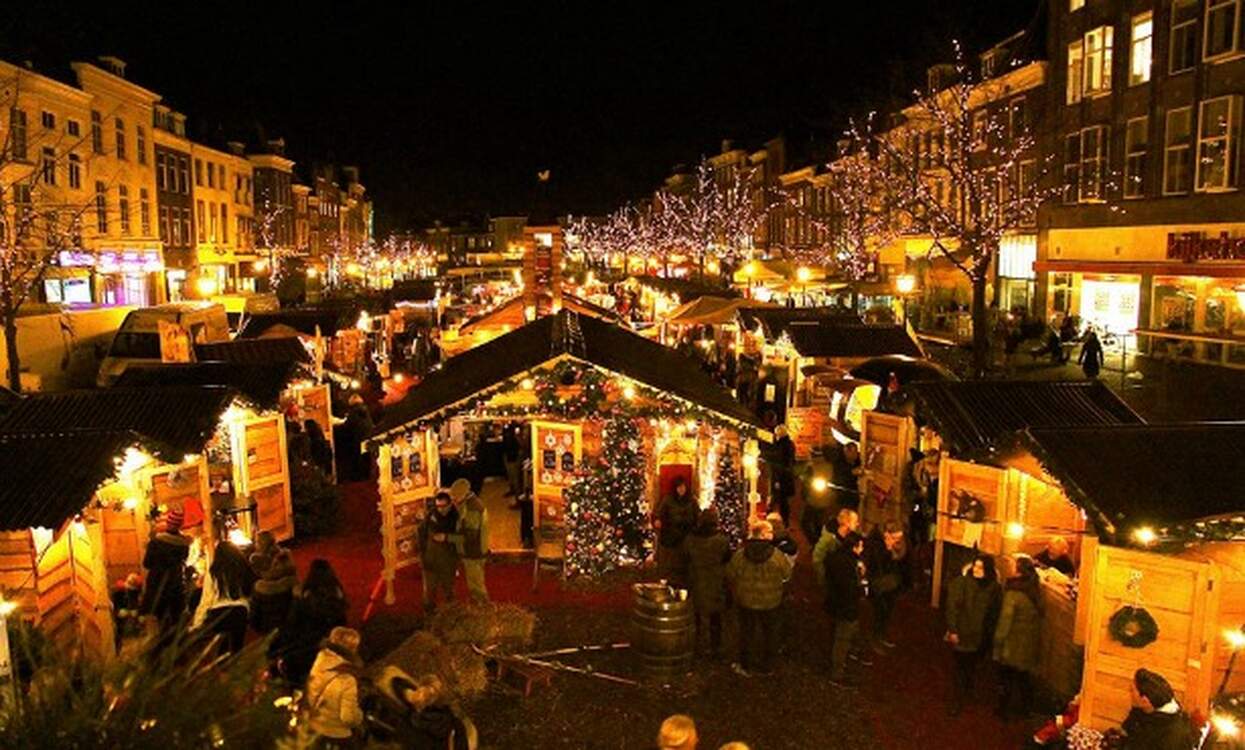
[96,302,231,386]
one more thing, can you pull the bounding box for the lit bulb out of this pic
[1132,527,1157,545]
[195,276,218,297]
[1005,522,1025,540]
[1213,713,1240,738]
[228,528,251,547]
[0,599,17,617]
[1225,628,1245,650]
[622,385,636,400]
[306,267,319,279]
[393,373,405,384]
[811,477,828,493]
[521,377,535,390]
[122,497,139,511]
[350,379,361,390]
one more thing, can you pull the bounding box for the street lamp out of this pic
[895,274,917,325]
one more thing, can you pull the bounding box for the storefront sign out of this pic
[59,250,164,273]
[1167,232,1245,263]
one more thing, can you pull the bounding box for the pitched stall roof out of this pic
[114,362,304,410]
[908,380,1144,457]
[783,323,923,359]
[376,310,764,438]
[630,276,740,303]
[238,308,359,339]
[195,337,311,366]
[1019,423,1245,540]
[456,292,620,335]
[0,386,235,459]
[736,307,864,338]
[0,430,140,531]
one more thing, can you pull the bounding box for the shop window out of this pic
[1051,273,1074,315]
[1083,27,1114,96]
[1164,107,1193,195]
[1130,12,1153,84]
[1205,0,1243,60]
[1153,278,1196,332]
[1196,96,1241,192]
[1124,117,1149,198]
[1171,0,1200,73]
[44,277,92,304]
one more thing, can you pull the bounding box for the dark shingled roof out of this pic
[195,337,311,366]
[238,308,358,339]
[783,323,923,359]
[909,380,1143,457]
[114,361,304,410]
[0,430,140,531]
[376,310,763,437]
[736,307,863,338]
[630,276,740,302]
[1019,423,1245,540]
[0,386,235,459]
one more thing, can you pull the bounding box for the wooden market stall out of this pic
[0,426,213,661]
[1011,424,1245,733]
[364,309,770,612]
[438,291,620,359]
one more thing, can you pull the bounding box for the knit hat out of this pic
[327,626,361,654]
[449,478,472,503]
[161,507,185,533]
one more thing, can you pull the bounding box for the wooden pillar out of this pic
[377,442,397,605]
[931,454,951,609]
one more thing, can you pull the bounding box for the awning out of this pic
[664,296,745,326]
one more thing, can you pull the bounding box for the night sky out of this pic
[5,1,1039,234]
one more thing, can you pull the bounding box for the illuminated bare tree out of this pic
[825,121,899,283]
[874,43,1055,374]
[664,158,769,275]
[1,70,101,391]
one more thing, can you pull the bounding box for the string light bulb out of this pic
[1133,526,1157,545]
[1212,713,1240,738]
[1004,522,1025,540]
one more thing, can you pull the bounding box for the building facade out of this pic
[1039,0,1245,367]
[152,105,194,300]
[190,139,256,294]
[249,140,296,268]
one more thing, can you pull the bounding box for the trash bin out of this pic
[631,583,693,681]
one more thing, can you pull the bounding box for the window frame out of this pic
[136,125,147,165]
[1124,116,1149,198]
[40,111,55,130]
[1195,95,1241,192]
[1063,133,1081,204]
[1083,26,1114,97]
[114,117,127,160]
[10,108,28,161]
[1171,0,1201,74]
[41,146,57,186]
[68,153,82,190]
[1067,40,1085,104]
[95,181,108,233]
[140,187,151,236]
[118,185,131,234]
[1204,0,1244,61]
[1163,106,1194,195]
[1130,12,1154,85]
[1079,125,1109,202]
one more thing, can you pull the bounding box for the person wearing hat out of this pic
[447,478,490,604]
[1107,668,1195,749]
[419,491,460,613]
[375,666,476,749]
[140,506,192,635]
[306,626,365,745]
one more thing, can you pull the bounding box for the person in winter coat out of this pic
[270,559,349,687]
[1078,327,1105,378]
[306,626,365,746]
[654,478,697,587]
[824,531,866,688]
[420,491,460,613]
[448,479,489,604]
[249,531,299,634]
[140,507,192,634]
[684,509,731,658]
[305,419,335,479]
[1109,668,1196,750]
[812,508,860,586]
[768,426,797,525]
[726,520,792,676]
[944,553,1003,716]
[993,556,1043,720]
[864,523,905,651]
[191,540,257,655]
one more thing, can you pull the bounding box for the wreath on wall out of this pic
[1108,605,1160,649]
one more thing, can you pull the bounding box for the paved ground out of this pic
[291,482,1045,749]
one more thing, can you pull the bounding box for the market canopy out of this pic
[908,380,1144,458]
[1016,423,1245,542]
[375,309,766,440]
[664,296,745,326]
[0,430,145,532]
[0,385,236,459]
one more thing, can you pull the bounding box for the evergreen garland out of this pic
[715,449,747,548]
[564,416,652,576]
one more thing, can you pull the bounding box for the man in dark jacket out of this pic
[654,478,697,587]
[768,426,796,525]
[726,520,792,676]
[419,492,460,614]
[945,554,1003,716]
[1111,669,1196,750]
[684,509,731,658]
[140,508,191,635]
[824,531,866,688]
[864,523,905,651]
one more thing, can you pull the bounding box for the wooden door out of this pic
[859,411,914,531]
[35,523,112,660]
[234,415,294,541]
[1080,544,1219,730]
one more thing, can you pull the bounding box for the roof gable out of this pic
[0,430,141,531]
[114,362,303,410]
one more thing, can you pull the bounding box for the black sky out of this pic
[4,1,1040,234]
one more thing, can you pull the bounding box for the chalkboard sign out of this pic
[390,452,405,479]
[561,451,575,472]
[543,449,557,470]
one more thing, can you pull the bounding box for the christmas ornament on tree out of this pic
[564,416,652,576]
[714,449,747,548]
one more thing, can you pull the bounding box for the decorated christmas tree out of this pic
[714,449,747,548]
[564,416,652,576]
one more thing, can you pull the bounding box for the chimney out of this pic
[97,56,127,78]
[721,139,734,154]
[227,141,246,156]
[266,138,285,156]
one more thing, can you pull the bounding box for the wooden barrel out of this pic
[631,583,693,680]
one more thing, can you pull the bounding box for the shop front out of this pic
[52,249,166,307]
[1039,225,1245,368]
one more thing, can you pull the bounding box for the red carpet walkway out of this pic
[292,482,1039,749]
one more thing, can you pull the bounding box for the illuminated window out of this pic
[1079,125,1108,201]
[1130,13,1153,84]
[1164,107,1193,195]
[1196,96,1241,191]
[1171,0,1200,73]
[1124,117,1148,198]
[1066,40,1084,104]
[1083,26,1114,96]
[1205,0,1243,60]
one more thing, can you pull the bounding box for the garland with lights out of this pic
[564,415,652,576]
